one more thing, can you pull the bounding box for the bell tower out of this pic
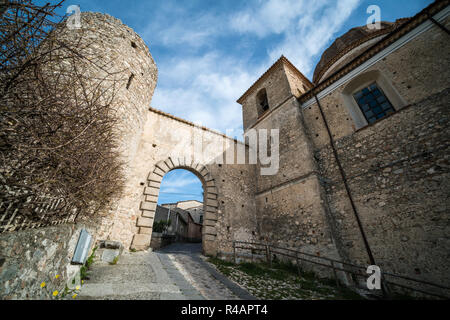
[236,55,313,132]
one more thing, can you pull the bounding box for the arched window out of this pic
[341,70,406,129]
[256,88,269,117]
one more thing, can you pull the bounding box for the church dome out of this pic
[312,19,409,84]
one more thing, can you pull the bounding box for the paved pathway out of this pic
[78,242,254,300]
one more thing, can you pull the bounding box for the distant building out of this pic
[155,200,204,243]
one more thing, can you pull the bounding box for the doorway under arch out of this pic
[130,157,219,255]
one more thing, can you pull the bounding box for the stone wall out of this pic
[236,7,449,288]
[240,62,293,131]
[315,89,450,285]
[238,58,344,275]
[297,14,450,289]
[252,97,343,266]
[0,222,97,299]
[150,233,175,250]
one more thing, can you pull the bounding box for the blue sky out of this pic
[157,169,203,205]
[49,0,433,204]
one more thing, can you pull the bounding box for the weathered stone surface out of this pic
[99,240,122,250]
[139,227,152,235]
[140,201,157,212]
[152,167,165,177]
[145,195,158,203]
[164,158,174,170]
[148,173,163,183]
[156,161,169,173]
[0,222,97,300]
[141,210,155,218]
[206,199,218,208]
[137,217,153,228]
[204,219,217,227]
[206,180,216,187]
[101,249,120,263]
[204,211,218,221]
[171,157,180,168]
[143,187,159,196]
[204,226,217,236]
[204,234,217,242]
[131,234,151,249]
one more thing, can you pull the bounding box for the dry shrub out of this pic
[0,0,126,231]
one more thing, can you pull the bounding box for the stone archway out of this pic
[130,156,219,255]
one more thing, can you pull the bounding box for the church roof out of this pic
[298,0,448,104]
[312,19,409,83]
[237,55,313,104]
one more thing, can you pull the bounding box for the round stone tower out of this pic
[55,12,158,243]
[72,12,157,167]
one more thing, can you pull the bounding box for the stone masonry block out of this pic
[203,172,212,181]
[140,201,157,212]
[141,209,155,218]
[204,219,216,227]
[139,227,152,235]
[148,180,161,188]
[145,195,158,203]
[148,172,163,183]
[196,165,206,174]
[206,206,217,213]
[206,199,218,208]
[131,234,151,250]
[191,162,200,171]
[206,186,218,194]
[200,166,208,176]
[207,193,218,200]
[203,239,217,256]
[203,226,217,236]
[156,161,169,173]
[203,234,216,242]
[137,216,153,228]
[144,187,159,196]
[204,211,218,221]
[153,166,165,177]
[165,158,174,169]
[171,157,180,168]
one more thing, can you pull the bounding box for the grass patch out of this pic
[207,256,365,300]
[109,256,119,265]
[80,246,98,280]
[237,262,292,281]
[207,257,234,276]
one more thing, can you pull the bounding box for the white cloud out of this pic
[151,52,260,135]
[267,0,361,76]
[146,0,361,138]
[161,177,200,189]
[230,0,361,76]
[159,170,203,197]
[140,3,226,49]
[230,0,308,37]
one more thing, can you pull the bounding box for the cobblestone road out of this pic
[78,242,254,300]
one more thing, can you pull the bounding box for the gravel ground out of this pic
[205,257,364,300]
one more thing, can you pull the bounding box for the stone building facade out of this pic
[237,1,450,291]
[1,1,449,299]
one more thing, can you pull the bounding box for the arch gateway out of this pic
[138,157,221,255]
[104,107,259,256]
